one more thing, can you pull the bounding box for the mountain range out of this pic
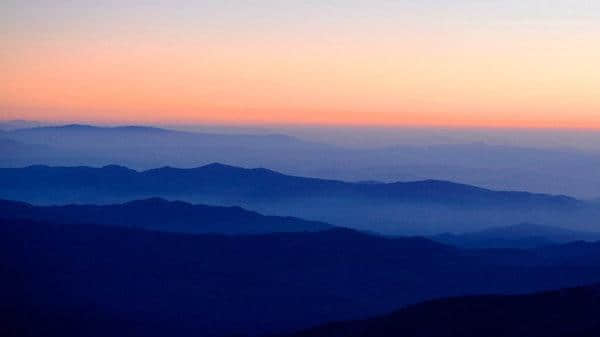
[3,215,600,336]
[0,198,330,234]
[0,163,597,234]
[4,198,600,246]
[2,123,600,198]
[5,123,600,336]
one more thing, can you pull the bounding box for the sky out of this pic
[2,1,600,127]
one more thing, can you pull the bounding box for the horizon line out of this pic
[3,118,600,132]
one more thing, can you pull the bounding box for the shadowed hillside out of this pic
[281,284,600,337]
[0,198,330,234]
[3,217,600,336]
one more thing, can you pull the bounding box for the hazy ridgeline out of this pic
[2,163,600,235]
[2,123,600,199]
[4,198,600,249]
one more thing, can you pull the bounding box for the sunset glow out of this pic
[2,1,600,127]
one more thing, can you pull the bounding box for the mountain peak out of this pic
[61,124,98,129]
[112,125,170,132]
[201,162,239,170]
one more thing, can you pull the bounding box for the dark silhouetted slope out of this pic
[282,284,600,337]
[3,217,600,336]
[0,198,330,234]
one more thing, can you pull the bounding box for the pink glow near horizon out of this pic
[2,1,600,128]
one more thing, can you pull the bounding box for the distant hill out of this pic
[3,217,600,336]
[0,119,49,130]
[281,284,600,337]
[0,162,576,205]
[6,124,309,149]
[432,223,600,249]
[4,123,600,199]
[0,123,331,178]
[0,198,330,234]
[0,164,596,234]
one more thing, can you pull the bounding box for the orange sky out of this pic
[2,1,600,127]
